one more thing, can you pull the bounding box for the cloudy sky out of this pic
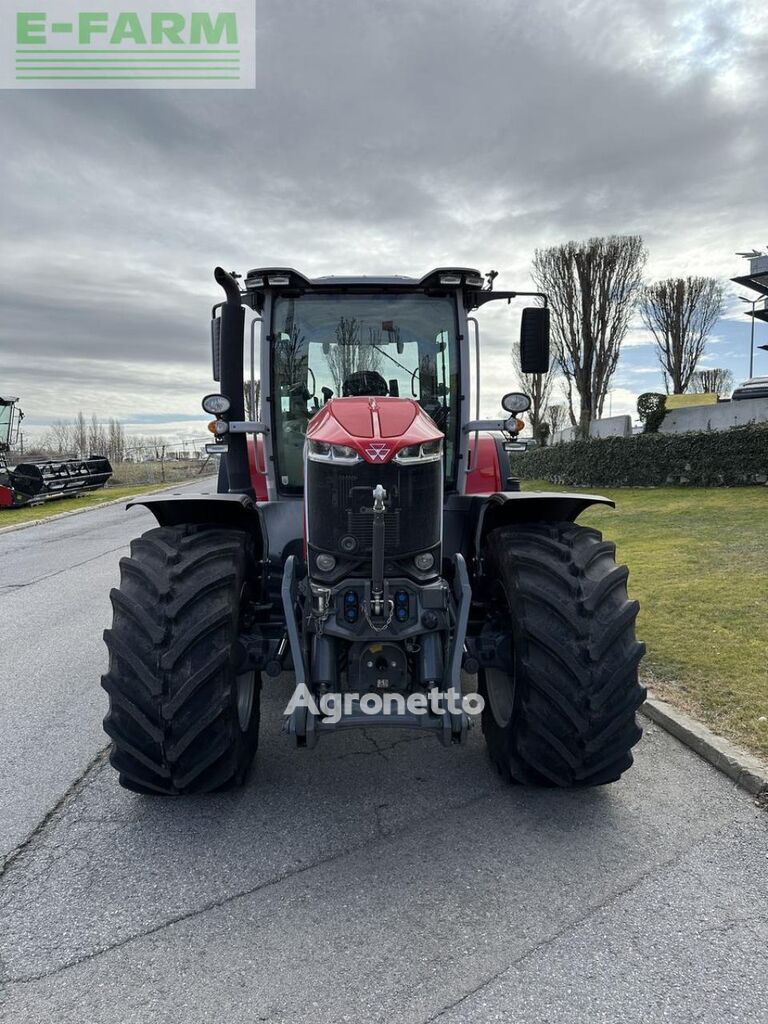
[1,0,766,444]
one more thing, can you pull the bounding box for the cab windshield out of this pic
[0,403,15,447]
[270,292,459,491]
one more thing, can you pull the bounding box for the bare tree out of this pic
[532,236,646,436]
[107,418,127,462]
[326,317,382,396]
[128,434,170,461]
[88,413,108,456]
[73,412,88,458]
[689,367,734,397]
[42,420,74,456]
[640,276,725,394]
[274,314,307,391]
[511,342,557,444]
[546,403,568,441]
[244,379,261,420]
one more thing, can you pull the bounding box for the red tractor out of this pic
[102,266,645,794]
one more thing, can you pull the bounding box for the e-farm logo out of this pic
[2,1,255,89]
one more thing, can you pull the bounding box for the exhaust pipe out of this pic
[214,266,254,498]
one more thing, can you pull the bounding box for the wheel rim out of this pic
[236,669,256,732]
[485,667,515,729]
[484,579,516,729]
[235,578,258,733]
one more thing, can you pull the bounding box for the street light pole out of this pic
[739,295,759,378]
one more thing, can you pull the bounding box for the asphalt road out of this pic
[0,494,766,1023]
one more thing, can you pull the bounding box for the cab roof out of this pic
[243,267,485,292]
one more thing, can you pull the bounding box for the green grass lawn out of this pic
[524,481,768,761]
[0,483,164,528]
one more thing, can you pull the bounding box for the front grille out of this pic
[347,510,400,549]
[307,458,441,555]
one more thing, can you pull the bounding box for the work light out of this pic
[202,393,231,415]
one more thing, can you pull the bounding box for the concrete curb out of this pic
[642,696,768,797]
[0,480,212,537]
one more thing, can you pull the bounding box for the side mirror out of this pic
[501,392,531,414]
[520,307,550,374]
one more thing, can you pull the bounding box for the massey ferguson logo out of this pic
[365,443,391,462]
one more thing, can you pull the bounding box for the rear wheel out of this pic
[480,521,645,787]
[102,525,261,794]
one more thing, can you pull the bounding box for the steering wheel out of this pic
[286,368,316,402]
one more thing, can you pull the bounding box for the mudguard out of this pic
[127,492,259,532]
[476,490,615,549]
[442,490,615,564]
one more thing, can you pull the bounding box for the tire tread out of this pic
[481,520,645,787]
[101,525,260,795]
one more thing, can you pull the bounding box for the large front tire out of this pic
[102,525,261,794]
[480,521,645,787]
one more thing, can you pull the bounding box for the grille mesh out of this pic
[307,458,440,555]
[347,510,400,548]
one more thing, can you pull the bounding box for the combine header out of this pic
[0,396,113,509]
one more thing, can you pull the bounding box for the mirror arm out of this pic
[463,418,517,434]
[469,289,548,309]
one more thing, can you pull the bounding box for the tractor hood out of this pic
[306,397,443,464]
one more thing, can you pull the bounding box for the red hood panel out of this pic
[325,397,377,438]
[307,397,443,463]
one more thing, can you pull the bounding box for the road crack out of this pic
[0,544,128,596]
[3,787,496,987]
[334,730,432,762]
[418,827,728,1023]
[0,747,109,882]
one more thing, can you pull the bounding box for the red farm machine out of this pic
[102,266,645,795]
[0,396,113,509]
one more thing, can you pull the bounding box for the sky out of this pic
[1,0,767,445]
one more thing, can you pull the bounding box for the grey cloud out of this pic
[1,0,765,431]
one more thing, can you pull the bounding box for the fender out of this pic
[477,490,615,548]
[442,490,615,565]
[127,492,260,533]
[126,493,305,608]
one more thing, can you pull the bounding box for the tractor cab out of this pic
[268,286,461,492]
[210,266,550,502]
[0,396,22,459]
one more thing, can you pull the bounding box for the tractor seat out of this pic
[342,370,389,397]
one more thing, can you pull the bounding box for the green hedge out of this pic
[514,424,768,487]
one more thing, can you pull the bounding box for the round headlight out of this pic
[202,393,231,415]
[414,552,435,572]
[316,553,337,572]
[339,535,358,553]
